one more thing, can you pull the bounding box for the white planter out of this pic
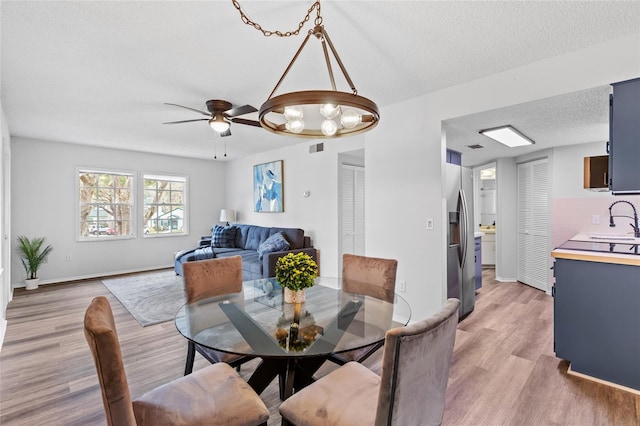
[25,278,40,290]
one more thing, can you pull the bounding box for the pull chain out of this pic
[231,0,321,37]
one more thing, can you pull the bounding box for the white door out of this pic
[517,158,550,292]
[341,164,365,256]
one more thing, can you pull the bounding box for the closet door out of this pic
[517,158,549,292]
[342,164,365,256]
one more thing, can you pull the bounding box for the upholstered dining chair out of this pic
[329,253,398,365]
[84,296,269,426]
[182,255,253,375]
[279,298,460,426]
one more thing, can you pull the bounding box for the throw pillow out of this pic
[212,225,237,248]
[257,232,290,260]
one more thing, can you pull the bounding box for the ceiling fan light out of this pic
[320,103,340,119]
[286,119,305,134]
[340,109,361,129]
[321,119,338,136]
[209,115,230,133]
[284,106,304,121]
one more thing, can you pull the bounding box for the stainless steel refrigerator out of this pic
[446,163,475,318]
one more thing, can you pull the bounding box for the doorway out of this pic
[338,150,365,273]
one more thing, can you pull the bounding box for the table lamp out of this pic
[220,209,236,226]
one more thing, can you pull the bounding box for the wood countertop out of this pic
[552,233,640,266]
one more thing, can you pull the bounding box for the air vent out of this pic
[467,144,484,150]
[309,142,324,153]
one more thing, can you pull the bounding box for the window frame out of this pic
[141,172,189,239]
[76,167,136,242]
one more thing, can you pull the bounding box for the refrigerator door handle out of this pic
[459,189,469,270]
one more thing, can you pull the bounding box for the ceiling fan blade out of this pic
[225,104,258,117]
[220,128,232,137]
[164,103,211,117]
[231,117,262,128]
[163,118,209,124]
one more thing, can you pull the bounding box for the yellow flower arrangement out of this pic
[275,252,318,291]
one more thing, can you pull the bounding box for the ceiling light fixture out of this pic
[209,114,231,133]
[232,0,379,138]
[479,125,534,147]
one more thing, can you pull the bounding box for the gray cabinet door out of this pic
[609,77,640,194]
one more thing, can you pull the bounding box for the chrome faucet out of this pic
[608,200,640,238]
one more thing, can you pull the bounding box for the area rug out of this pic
[102,270,185,327]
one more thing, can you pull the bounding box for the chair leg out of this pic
[184,341,196,375]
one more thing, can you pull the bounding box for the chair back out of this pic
[375,298,460,426]
[84,296,137,426]
[342,253,398,303]
[182,256,243,303]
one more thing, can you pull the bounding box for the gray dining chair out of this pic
[279,298,460,426]
[329,253,398,365]
[182,256,253,375]
[84,296,269,426]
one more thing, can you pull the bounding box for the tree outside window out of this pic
[78,170,134,239]
[143,174,187,236]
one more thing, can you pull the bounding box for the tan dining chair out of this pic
[279,298,460,426]
[84,296,269,426]
[182,255,253,375]
[329,253,398,365]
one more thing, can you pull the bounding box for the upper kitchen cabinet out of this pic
[609,77,640,195]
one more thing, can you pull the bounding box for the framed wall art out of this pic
[254,160,284,212]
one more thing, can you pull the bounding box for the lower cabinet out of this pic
[554,257,640,391]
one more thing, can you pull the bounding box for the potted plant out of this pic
[275,252,318,303]
[17,235,53,290]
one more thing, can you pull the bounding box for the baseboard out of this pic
[495,275,516,282]
[567,364,640,396]
[0,318,7,352]
[12,263,174,289]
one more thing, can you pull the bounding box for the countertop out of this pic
[551,233,640,266]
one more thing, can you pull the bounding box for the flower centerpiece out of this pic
[275,252,318,303]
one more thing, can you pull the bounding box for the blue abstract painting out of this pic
[254,160,283,212]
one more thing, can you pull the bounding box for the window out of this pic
[143,174,187,237]
[78,169,134,240]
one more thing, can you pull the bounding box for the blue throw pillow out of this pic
[212,225,237,248]
[257,232,290,260]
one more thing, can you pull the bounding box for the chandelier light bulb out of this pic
[321,119,338,136]
[284,106,304,121]
[320,103,340,119]
[286,119,305,134]
[340,109,361,129]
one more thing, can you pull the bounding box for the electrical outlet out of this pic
[426,218,434,230]
[592,215,600,224]
[398,280,406,292]
[66,253,73,261]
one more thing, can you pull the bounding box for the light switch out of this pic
[426,218,434,230]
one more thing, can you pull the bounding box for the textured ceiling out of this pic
[2,1,639,161]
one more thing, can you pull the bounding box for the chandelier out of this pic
[232,0,379,138]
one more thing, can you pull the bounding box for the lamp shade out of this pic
[220,209,236,223]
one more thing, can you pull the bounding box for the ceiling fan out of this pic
[163,99,261,137]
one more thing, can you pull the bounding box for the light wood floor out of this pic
[1,268,639,425]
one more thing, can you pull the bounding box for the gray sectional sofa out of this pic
[174,224,317,281]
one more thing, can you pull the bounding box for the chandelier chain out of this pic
[231,0,322,37]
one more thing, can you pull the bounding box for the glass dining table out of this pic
[174,276,411,399]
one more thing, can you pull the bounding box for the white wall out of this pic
[495,157,517,281]
[10,137,227,286]
[226,33,639,322]
[1,104,11,347]
[225,136,365,277]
